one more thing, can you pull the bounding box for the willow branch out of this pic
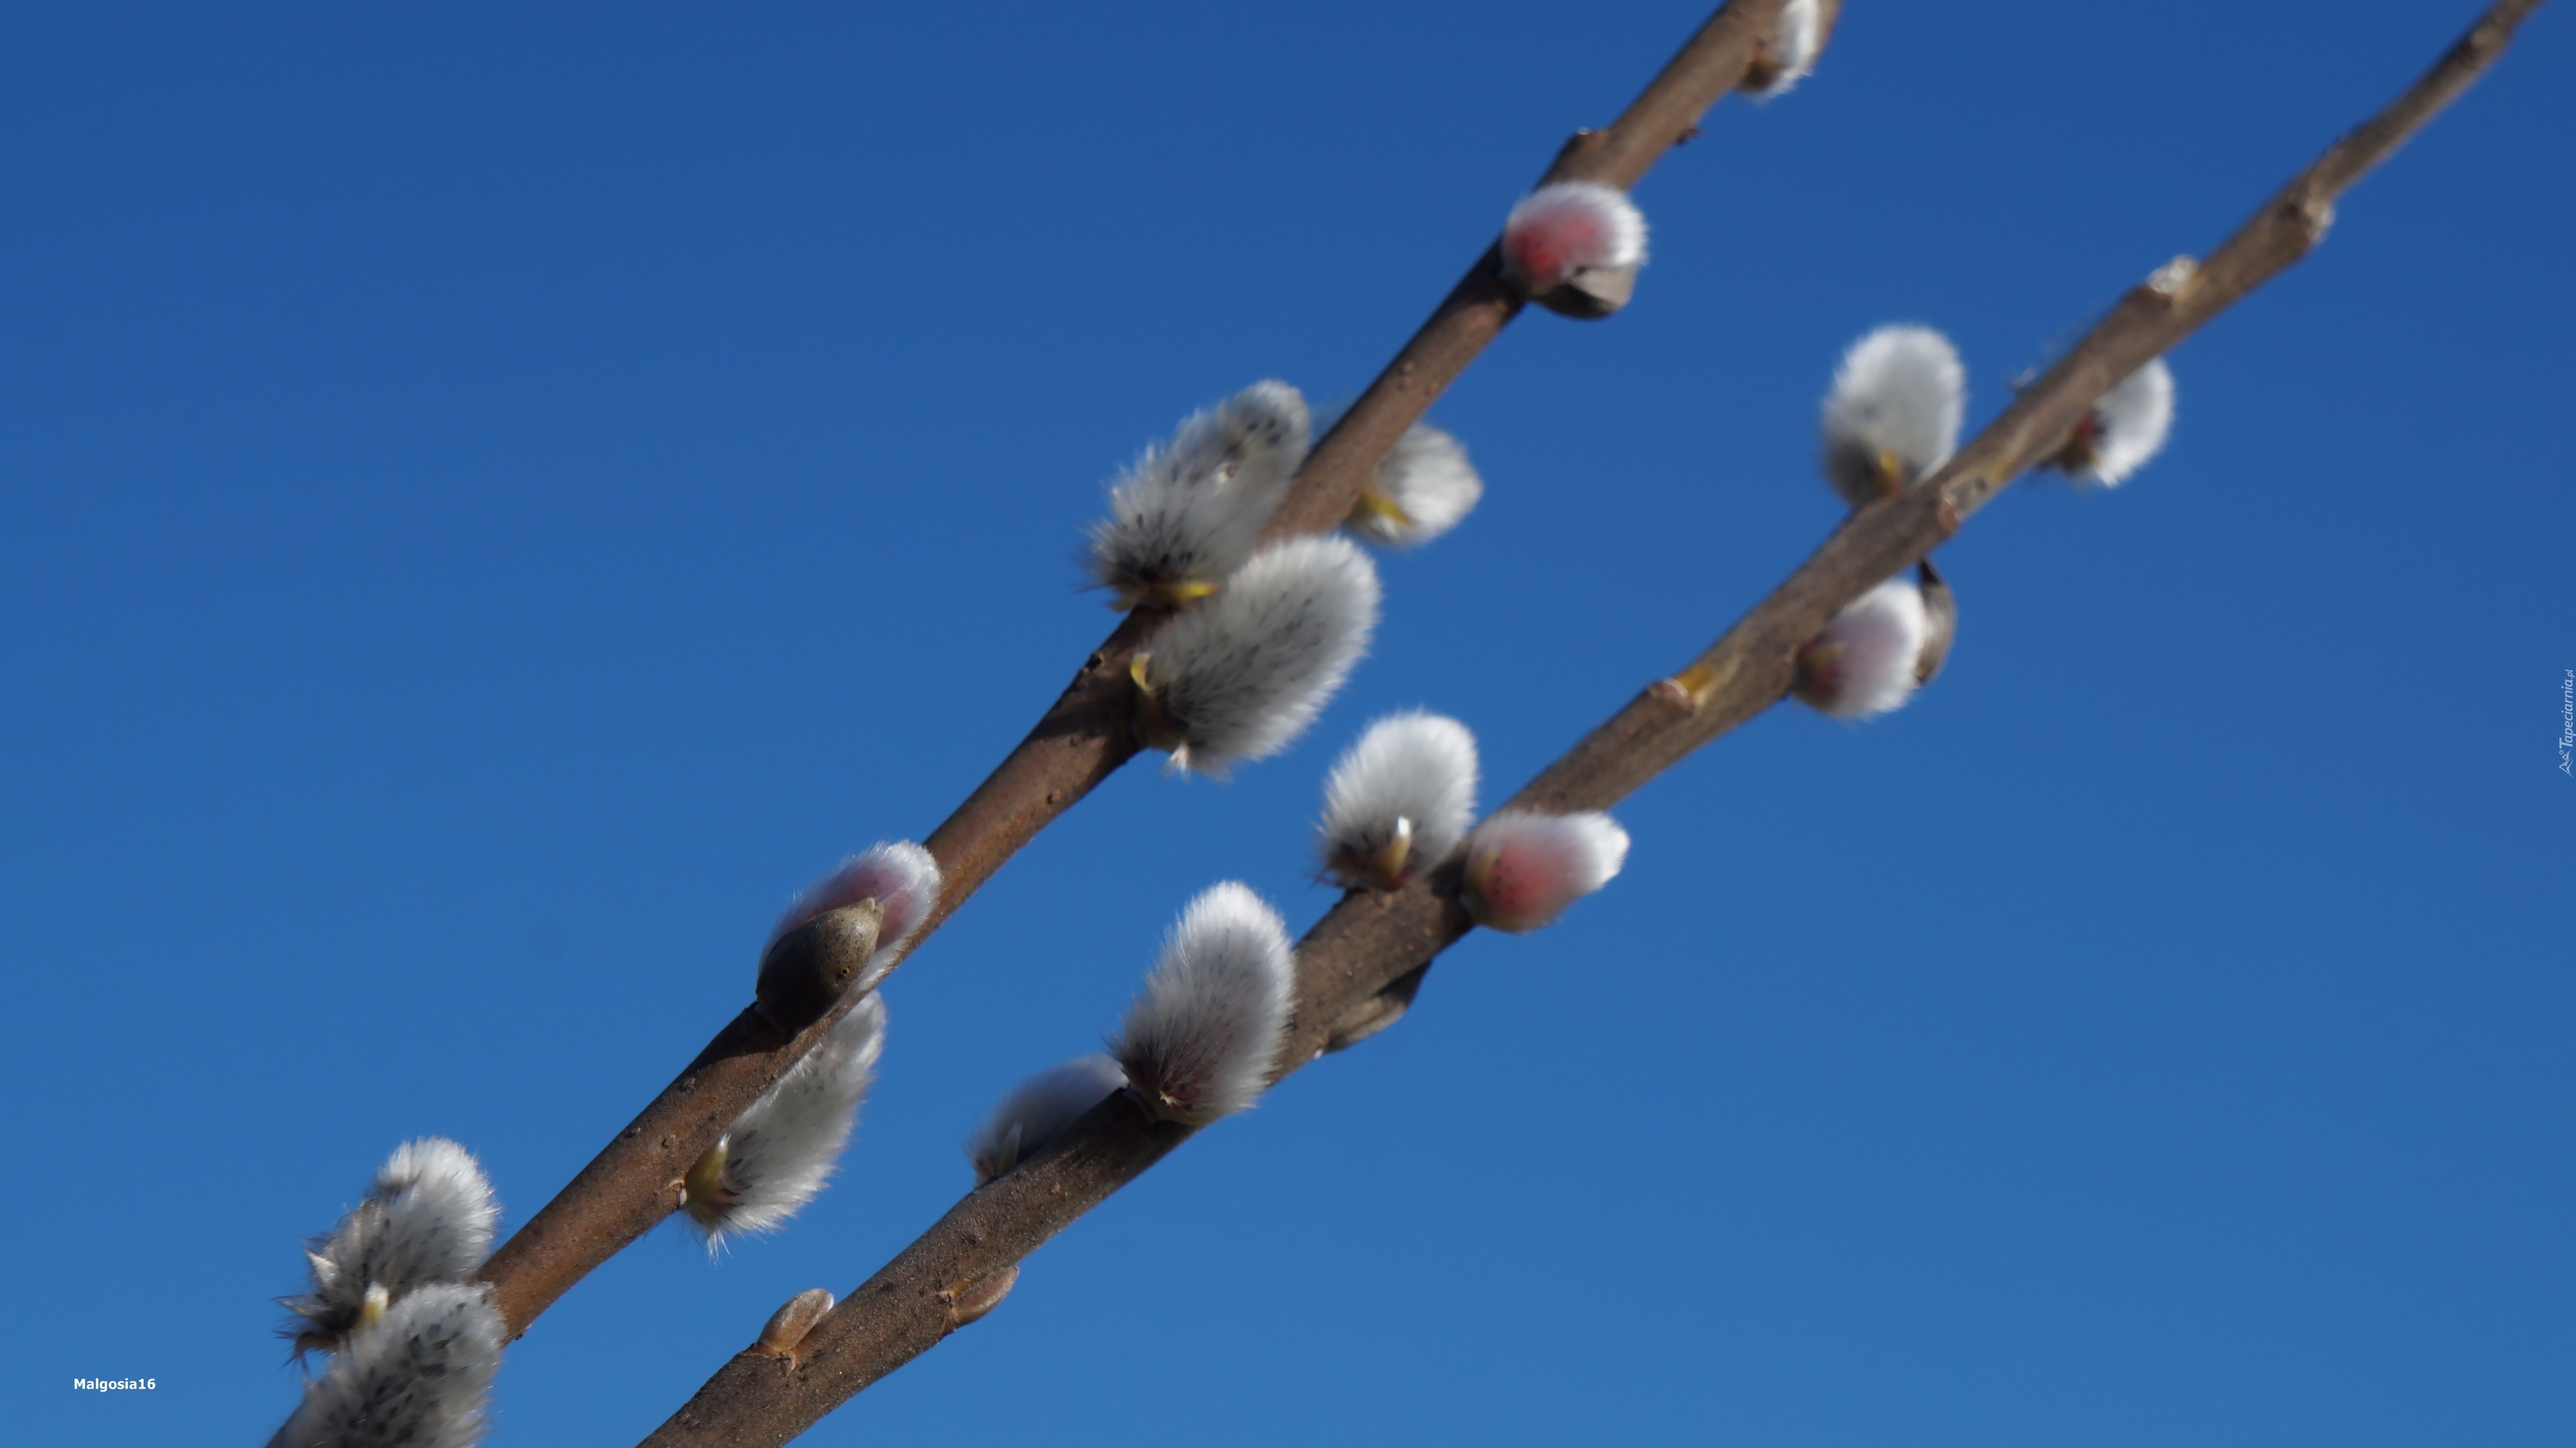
[634,5,2542,1441]
[470,0,1793,1340]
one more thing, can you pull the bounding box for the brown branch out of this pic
[471,0,1794,1340]
[632,4,2543,1441]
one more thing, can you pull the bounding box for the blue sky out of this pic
[4,2,2570,1444]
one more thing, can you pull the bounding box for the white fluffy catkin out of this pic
[683,992,887,1249]
[1820,325,1967,505]
[1087,381,1312,609]
[270,1282,504,1448]
[1792,576,1931,721]
[1345,423,1484,548]
[966,1053,1130,1184]
[1501,181,1647,295]
[1742,0,1824,98]
[2061,357,2176,486]
[285,1138,499,1356]
[1461,811,1631,934]
[1110,882,1295,1125]
[1131,533,1381,775]
[772,840,943,990]
[1317,711,1480,891]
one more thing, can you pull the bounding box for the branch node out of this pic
[1662,659,1726,707]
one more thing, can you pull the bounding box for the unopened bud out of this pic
[755,1288,836,1358]
[754,902,882,1035]
[945,1264,1021,1328]
[772,841,941,992]
[1913,560,1957,685]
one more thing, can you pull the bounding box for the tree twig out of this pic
[470,0,1796,1340]
[632,4,2545,1440]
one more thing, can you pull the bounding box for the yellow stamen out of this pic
[1114,578,1220,611]
[1362,818,1414,889]
[682,1136,732,1226]
[1129,654,1182,752]
[1875,449,1906,498]
[1351,487,1414,530]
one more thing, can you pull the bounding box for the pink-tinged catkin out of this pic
[1500,182,1647,315]
[1792,576,1933,721]
[2052,357,2176,486]
[1461,811,1631,933]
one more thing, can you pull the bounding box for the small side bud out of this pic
[271,1282,504,1448]
[772,840,943,992]
[1316,711,1480,890]
[1820,325,1967,505]
[754,1288,836,1358]
[682,994,887,1250]
[1130,534,1381,775]
[1087,382,1313,610]
[1913,560,1958,685]
[2146,255,2199,299]
[1345,423,1484,549]
[1110,882,1295,1124]
[945,1264,1021,1328]
[1500,181,1648,318]
[966,1054,1129,1184]
[1321,964,1430,1054]
[1792,575,1933,721]
[1739,0,1826,98]
[282,1139,500,1360]
[753,902,882,1035]
[1461,811,1631,934]
[2046,357,2175,486]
